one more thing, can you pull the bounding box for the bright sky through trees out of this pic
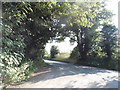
[105,0,119,28]
[45,0,119,53]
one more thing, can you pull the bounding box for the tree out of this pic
[1,2,71,84]
[55,1,115,62]
[50,45,59,58]
[101,24,117,59]
[56,2,106,61]
[2,2,68,61]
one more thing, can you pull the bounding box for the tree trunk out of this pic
[76,27,90,63]
[76,30,87,62]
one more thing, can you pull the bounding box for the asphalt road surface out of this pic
[8,60,119,88]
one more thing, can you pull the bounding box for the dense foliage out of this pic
[100,24,117,59]
[1,1,119,88]
[55,2,107,60]
[1,2,65,86]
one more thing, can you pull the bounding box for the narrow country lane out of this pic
[8,60,119,88]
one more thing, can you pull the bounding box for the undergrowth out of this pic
[1,56,46,88]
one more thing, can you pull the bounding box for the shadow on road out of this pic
[25,60,118,87]
[10,60,119,88]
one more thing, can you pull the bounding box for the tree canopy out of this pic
[1,1,119,86]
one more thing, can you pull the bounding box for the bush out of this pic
[69,46,79,59]
[0,52,46,88]
[68,46,119,71]
[107,59,119,71]
[77,57,120,71]
[50,45,59,58]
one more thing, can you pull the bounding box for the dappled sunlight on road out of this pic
[8,60,119,88]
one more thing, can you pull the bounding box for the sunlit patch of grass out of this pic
[50,53,70,62]
[56,53,70,59]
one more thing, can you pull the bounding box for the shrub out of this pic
[0,52,45,88]
[50,45,59,58]
[69,46,79,59]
